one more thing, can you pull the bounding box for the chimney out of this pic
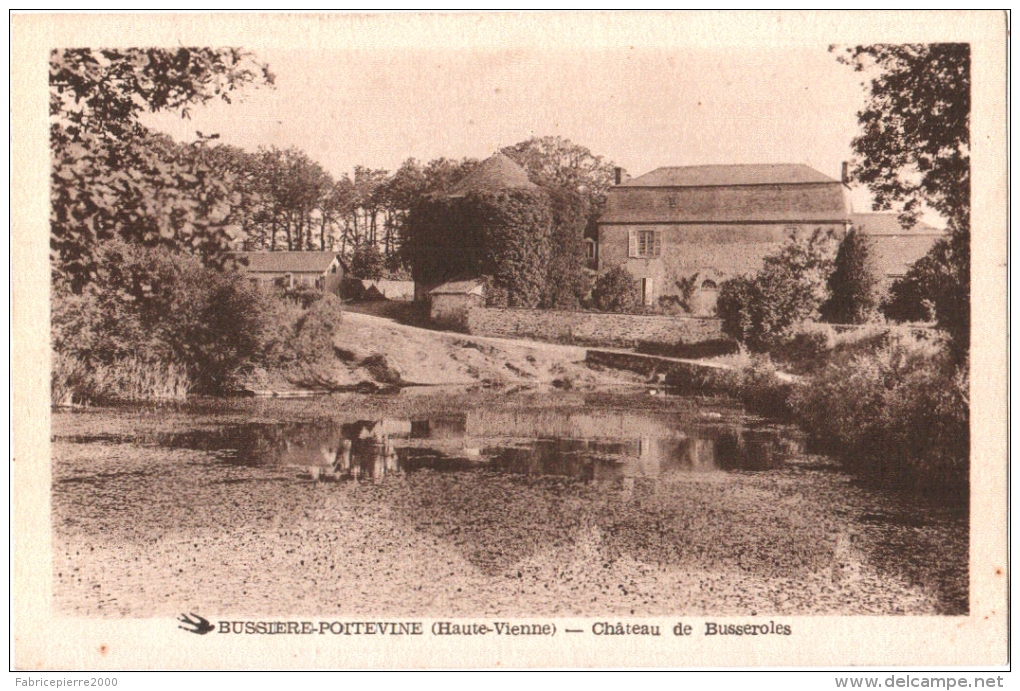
[841,161,850,187]
[614,167,623,185]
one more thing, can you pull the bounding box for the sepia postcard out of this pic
[11,11,1008,670]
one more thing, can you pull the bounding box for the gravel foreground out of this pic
[51,393,968,618]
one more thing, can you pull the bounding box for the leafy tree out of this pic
[501,136,619,213]
[51,47,273,140]
[882,230,969,334]
[50,47,273,291]
[349,243,386,280]
[541,186,592,309]
[190,143,268,246]
[834,43,970,353]
[52,240,276,394]
[834,43,969,228]
[591,266,639,313]
[716,229,839,351]
[51,130,246,291]
[821,228,881,324]
[715,276,759,346]
[377,158,426,266]
[254,146,333,251]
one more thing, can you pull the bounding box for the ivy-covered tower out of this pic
[408,153,552,308]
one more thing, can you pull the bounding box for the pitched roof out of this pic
[233,251,338,274]
[447,153,538,196]
[868,235,945,279]
[850,214,947,280]
[620,164,839,188]
[850,213,944,236]
[600,182,848,224]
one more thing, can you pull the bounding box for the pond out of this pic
[143,407,801,479]
[51,389,968,618]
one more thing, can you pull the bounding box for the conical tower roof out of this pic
[447,153,538,197]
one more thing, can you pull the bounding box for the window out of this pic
[585,238,597,259]
[640,277,654,306]
[628,229,662,258]
[701,279,718,291]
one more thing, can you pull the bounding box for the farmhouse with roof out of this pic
[596,164,851,315]
[233,251,345,293]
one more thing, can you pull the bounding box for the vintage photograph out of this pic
[13,11,1007,669]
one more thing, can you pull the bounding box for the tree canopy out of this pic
[50,48,274,291]
[834,43,969,229]
[51,48,274,141]
[500,136,619,211]
[716,229,839,351]
[835,43,970,354]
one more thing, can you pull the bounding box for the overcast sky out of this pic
[142,45,879,213]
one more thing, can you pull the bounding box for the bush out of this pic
[788,334,968,494]
[882,223,969,358]
[719,357,795,419]
[51,240,280,400]
[821,228,881,323]
[719,327,967,495]
[591,266,639,312]
[349,243,386,280]
[717,228,838,351]
[773,322,837,372]
[287,293,344,365]
[716,276,758,344]
[281,285,328,309]
[269,293,345,387]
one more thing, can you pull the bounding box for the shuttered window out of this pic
[628,229,662,258]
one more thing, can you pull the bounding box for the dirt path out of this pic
[333,311,635,389]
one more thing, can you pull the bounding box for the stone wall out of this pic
[432,294,484,331]
[585,349,732,394]
[465,307,724,348]
[340,278,415,301]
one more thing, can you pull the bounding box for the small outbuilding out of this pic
[429,279,486,331]
[233,251,344,294]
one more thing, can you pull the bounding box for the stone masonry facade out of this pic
[465,307,723,349]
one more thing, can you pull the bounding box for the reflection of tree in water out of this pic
[489,440,611,481]
[713,428,796,471]
[195,413,803,484]
[335,421,400,481]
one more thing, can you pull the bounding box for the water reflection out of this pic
[200,408,803,483]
